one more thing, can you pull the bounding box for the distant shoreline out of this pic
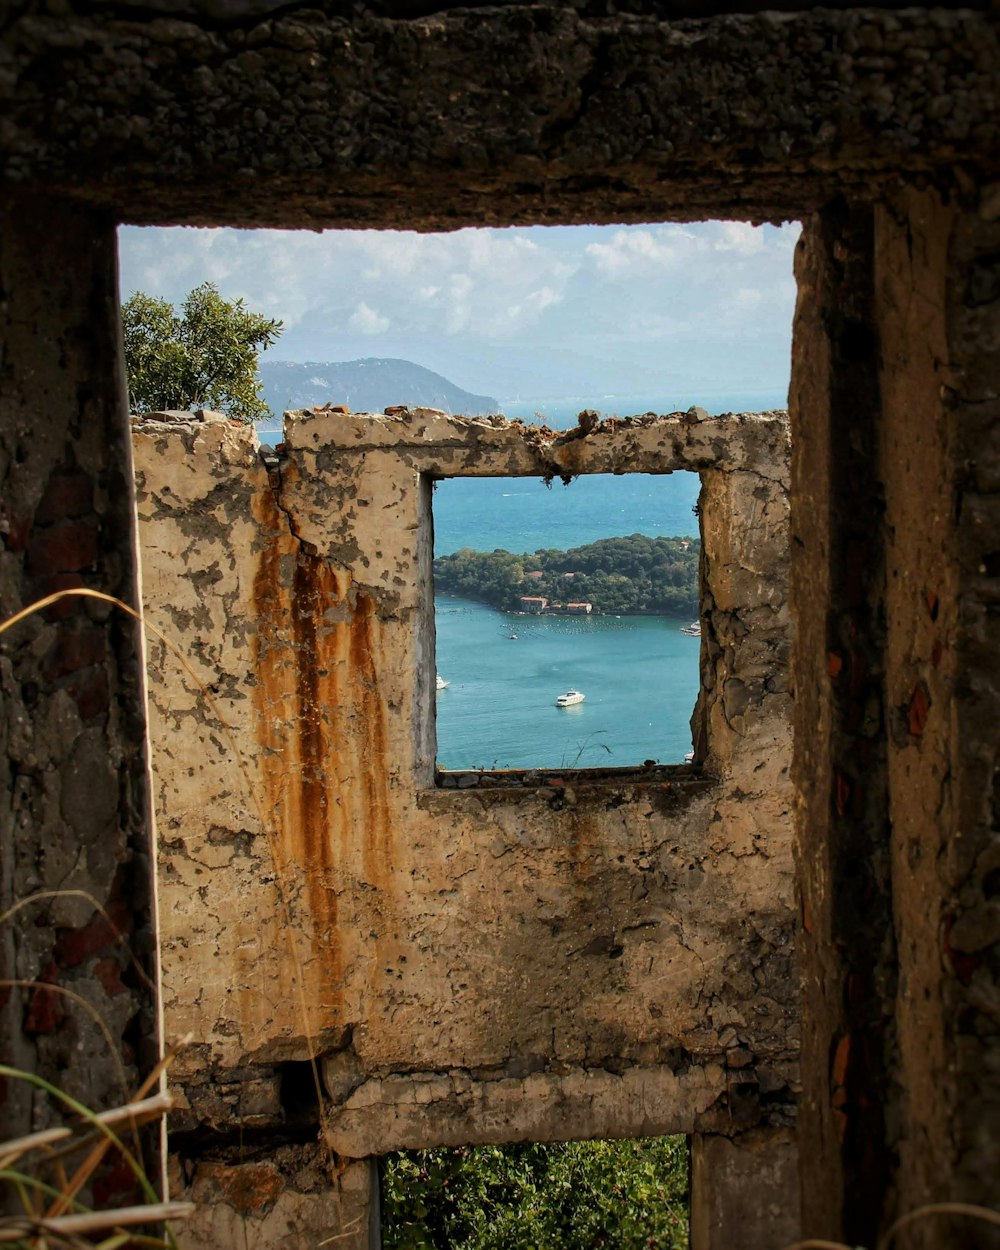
[433,534,700,619]
[437,590,699,624]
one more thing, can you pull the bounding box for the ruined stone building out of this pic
[1,4,998,1249]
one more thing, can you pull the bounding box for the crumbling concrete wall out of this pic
[790,186,1000,1249]
[133,407,793,1241]
[0,200,157,1193]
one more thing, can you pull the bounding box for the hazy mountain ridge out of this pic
[259,357,499,417]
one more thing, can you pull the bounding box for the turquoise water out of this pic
[435,597,700,771]
[433,471,702,770]
[432,473,699,557]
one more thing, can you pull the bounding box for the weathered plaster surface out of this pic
[133,407,794,1160]
[167,1149,376,1250]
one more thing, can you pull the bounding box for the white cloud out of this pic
[585,228,689,277]
[713,221,766,255]
[348,302,390,335]
[530,286,560,311]
[117,218,801,397]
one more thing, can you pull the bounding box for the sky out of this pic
[117,220,801,405]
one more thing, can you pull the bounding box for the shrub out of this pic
[381,1136,688,1250]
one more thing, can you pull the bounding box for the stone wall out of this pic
[0,202,157,1195]
[132,406,793,1244]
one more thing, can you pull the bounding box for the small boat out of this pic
[680,620,702,636]
[555,689,585,707]
[436,674,449,690]
[509,633,518,640]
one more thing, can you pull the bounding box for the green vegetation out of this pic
[381,1137,689,1250]
[433,534,699,617]
[122,281,283,423]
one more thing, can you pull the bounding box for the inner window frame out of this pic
[427,465,707,785]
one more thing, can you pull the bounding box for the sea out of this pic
[258,387,786,770]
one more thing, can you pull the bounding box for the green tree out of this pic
[122,282,283,423]
[381,1137,689,1249]
[433,534,699,617]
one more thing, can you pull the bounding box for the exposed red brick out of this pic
[66,666,110,722]
[55,898,130,967]
[23,962,64,1035]
[34,573,88,619]
[907,681,930,737]
[92,957,127,997]
[831,1034,851,1086]
[26,521,99,576]
[41,625,106,680]
[92,1153,143,1208]
[34,472,93,525]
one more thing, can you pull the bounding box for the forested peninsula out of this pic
[433,533,700,617]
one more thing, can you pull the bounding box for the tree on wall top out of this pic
[122,282,283,423]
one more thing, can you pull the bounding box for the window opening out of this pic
[433,470,702,772]
[380,1135,689,1250]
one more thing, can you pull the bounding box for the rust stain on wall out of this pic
[250,487,344,1009]
[198,1161,285,1215]
[249,484,394,1032]
[344,591,391,893]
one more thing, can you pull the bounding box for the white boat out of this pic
[680,620,701,637]
[555,689,585,707]
[436,674,449,690]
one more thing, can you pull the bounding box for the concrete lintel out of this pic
[2,10,997,227]
[324,1062,730,1157]
[283,408,790,479]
